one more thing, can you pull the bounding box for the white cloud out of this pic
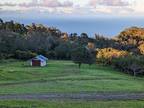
[89,0,130,7]
[0,0,144,16]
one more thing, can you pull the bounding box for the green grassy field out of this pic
[0,59,144,94]
[0,100,144,108]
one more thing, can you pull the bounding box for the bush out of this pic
[55,42,71,60]
[45,51,56,59]
[111,56,144,76]
[0,53,13,59]
[14,50,37,60]
[96,48,128,65]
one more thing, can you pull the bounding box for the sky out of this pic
[0,0,144,37]
[0,0,143,17]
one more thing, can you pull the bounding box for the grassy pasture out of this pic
[0,59,143,94]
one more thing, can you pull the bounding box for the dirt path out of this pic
[0,92,144,101]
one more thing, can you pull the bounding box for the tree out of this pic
[55,42,72,59]
[15,50,37,60]
[81,33,88,38]
[0,19,3,23]
[0,19,3,29]
[71,46,95,68]
[117,27,144,47]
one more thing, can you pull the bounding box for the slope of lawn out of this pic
[0,59,144,94]
[0,100,144,108]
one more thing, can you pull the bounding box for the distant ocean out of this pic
[1,16,144,37]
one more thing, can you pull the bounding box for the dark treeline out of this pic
[0,18,119,60]
[1,19,144,57]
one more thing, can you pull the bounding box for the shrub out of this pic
[15,50,37,60]
[111,56,144,76]
[0,53,12,59]
[96,48,128,64]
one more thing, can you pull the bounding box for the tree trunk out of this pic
[78,63,81,69]
[133,70,136,77]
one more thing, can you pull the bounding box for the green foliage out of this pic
[0,19,97,60]
[14,50,37,60]
[45,51,56,59]
[0,53,12,59]
[111,56,144,76]
[71,46,95,68]
[55,42,72,60]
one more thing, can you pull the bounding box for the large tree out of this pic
[71,46,95,68]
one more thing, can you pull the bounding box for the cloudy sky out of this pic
[0,0,143,17]
[1,0,144,37]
